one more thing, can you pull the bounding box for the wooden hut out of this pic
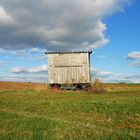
[45,51,92,89]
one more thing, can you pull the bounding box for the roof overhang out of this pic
[45,51,92,54]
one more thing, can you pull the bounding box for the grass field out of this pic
[0,82,140,140]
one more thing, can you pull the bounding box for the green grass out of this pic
[0,90,140,140]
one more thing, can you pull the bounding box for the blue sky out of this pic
[91,0,140,82]
[0,0,140,83]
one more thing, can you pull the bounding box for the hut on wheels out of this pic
[45,51,92,90]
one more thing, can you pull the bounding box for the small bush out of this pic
[88,79,106,93]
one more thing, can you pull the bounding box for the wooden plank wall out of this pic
[47,53,90,84]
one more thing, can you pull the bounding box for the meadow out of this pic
[0,82,140,140]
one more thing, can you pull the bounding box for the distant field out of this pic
[0,81,140,92]
[0,82,140,140]
[0,81,48,90]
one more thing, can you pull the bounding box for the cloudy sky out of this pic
[0,0,140,83]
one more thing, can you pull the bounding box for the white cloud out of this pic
[26,56,46,61]
[91,68,140,83]
[0,48,25,56]
[29,48,40,53]
[15,50,25,56]
[91,68,113,77]
[29,48,45,53]
[127,51,140,68]
[11,65,47,74]
[131,61,140,67]
[0,75,48,83]
[0,61,8,66]
[115,73,140,83]
[0,47,46,59]
[0,0,132,51]
[0,48,6,53]
[8,64,48,83]
[127,51,140,59]
[0,6,13,24]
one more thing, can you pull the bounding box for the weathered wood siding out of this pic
[47,53,91,84]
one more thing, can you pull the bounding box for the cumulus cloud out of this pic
[91,68,140,83]
[131,61,140,67]
[127,51,140,59]
[0,75,47,83]
[26,56,46,61]
[0,0,132,51]
[10,64,48,82]
[91,68,113,77]
[0,61,8,66]
[119,74,140,79]
[11,65,47,74]
[0,6,13,24]
[0,47,46,59]
[127,51,140,68]
[115,73,140,83]
[29,48,45,53]
[0,48,25,56]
